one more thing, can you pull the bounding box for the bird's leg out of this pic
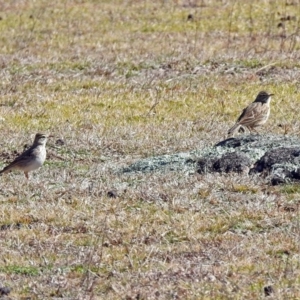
[238,126,246,133]
[24,172,29,179]
[247,126,260,135]
[246,126,252,134]
[252,128,260,135]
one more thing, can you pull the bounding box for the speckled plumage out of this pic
[0,133,48,179]
[228,91,274,137]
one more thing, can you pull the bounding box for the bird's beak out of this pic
[269,93,274,96]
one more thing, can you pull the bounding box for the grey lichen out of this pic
[121,152,196,174]
[121,134,300,184]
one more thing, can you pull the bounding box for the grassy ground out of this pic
[0,0,300,299]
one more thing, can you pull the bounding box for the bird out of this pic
[0,133,48,179]
[227,91,274,137]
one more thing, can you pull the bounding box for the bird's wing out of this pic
[1,147,35,171]
[237,107,248,122]
[237,102,267,126]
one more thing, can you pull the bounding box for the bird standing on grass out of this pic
[0,133,48,179]
[227,91,274,137]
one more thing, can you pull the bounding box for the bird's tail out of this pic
[0,166,10,175]
[227,123,241,137]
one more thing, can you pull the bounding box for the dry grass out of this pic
[1,0,300,299]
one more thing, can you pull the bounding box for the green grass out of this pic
[0,266,40,276]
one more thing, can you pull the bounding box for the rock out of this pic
[121,134,300,184]
[250,147,300,185]
[264,285,274,296]
[251,147,300,173]
[121,152,195,174]
[0,286,11,296]
[197,152,251,174]
[107,190,118,198]
[55,138,65,146]
[197,134,300,184]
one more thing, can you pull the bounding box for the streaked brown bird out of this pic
[228,91,274,137]
[0,133,48,179]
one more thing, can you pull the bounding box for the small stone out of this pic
[264,285,274,296]
[107,190,118,198]
[187,14,193,21]
[55,139,65,146]
[0,286,11,295]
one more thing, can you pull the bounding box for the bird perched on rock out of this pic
[228,91,274,137]
[0,133,48,179]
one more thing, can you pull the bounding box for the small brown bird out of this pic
[0,133,48,179]
[228,91,274,137]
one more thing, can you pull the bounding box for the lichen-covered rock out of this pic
[121,152,195,174]
[121,134,300,184]
[250,147,300,185]
[270,168,294,185]
[251,147,300,173]
[197,152,251,174]
[197,134,300,184]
